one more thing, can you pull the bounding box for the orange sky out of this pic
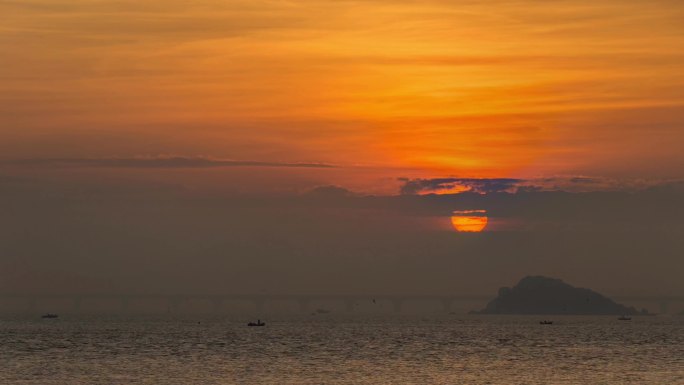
[2,0,684,192]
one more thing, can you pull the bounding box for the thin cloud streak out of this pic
[4,156,335,169]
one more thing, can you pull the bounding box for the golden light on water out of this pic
[451,210,488,232]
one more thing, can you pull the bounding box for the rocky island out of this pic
[476,276,648,315]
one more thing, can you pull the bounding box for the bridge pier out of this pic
[254,299,266,314]
[26,298,37,313]
[168,297,184,313]
[297,299,310,313]
[391,299,403,313]
[660,301,669,315]
[344,299,354,312]
[211,298,224,313]
[120,298,130,312]
[72,298,82,313]
[440,299,452,313]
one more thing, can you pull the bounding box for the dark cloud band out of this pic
[399,178,522,195]
[398,176,680,195]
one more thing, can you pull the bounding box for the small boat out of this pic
[247,319,265,327]
[618,315,632,321]
[539,320,553,325]
[41,313,58,319]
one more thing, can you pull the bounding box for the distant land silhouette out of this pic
[476,276,649,315]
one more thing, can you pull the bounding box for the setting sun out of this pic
[451,210,488,232]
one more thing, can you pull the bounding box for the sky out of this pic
[1,0,684,307]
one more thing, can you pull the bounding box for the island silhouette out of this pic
[476,276,648,315]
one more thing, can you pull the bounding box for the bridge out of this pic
[1,293,682,314]
[611,295,684,314]
[0,293,491,314]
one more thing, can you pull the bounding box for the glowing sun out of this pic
[451,210,488,232]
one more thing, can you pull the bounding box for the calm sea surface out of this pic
[1,314,682,384]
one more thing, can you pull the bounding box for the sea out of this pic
[1,314,682,384]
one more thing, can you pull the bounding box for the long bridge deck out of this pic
[1,293,682,313]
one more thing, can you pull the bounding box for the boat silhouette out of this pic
[41,313,58,319]
[618,315,632,321]
[539,320,553,325]
[247,319,265,326]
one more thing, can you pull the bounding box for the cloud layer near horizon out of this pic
[397,177,680,195]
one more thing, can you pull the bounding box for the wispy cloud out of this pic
[4,156,334,169]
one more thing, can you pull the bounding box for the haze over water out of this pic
[1,314,683,384]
